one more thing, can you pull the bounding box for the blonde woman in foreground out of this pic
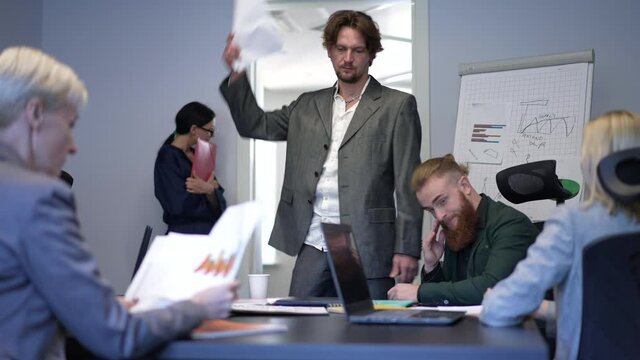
[0,46,238,359]
[480,110,640,360]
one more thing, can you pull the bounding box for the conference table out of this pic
[156,312,548,360]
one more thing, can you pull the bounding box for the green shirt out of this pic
[418,195,539,305]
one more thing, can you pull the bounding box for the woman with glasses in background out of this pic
[154,101,226,234]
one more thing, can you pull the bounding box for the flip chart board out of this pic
[453,50,594,220]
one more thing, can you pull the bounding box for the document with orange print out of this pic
[125,202,263,312]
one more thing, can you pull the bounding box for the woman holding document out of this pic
[154,101,226,234]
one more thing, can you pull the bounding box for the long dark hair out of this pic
[162,101,215,146]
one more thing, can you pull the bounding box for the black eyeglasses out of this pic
[198,126,215,137]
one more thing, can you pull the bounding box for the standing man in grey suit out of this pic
[0,46,238,359]
[220,10,423,299]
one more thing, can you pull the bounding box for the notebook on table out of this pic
[322,223,465,326]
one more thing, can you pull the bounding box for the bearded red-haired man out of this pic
[387,154,538,305]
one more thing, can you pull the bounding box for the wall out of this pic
[429,0,640,157]
[42,0,239,294]
[0,0,42,49]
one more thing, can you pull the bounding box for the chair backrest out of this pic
[495,159,579,205]
[60,170,74,187]
[597,147,640,204]
[496,160,580,303]
[579,233,640,360]
[132,225,153,280]
[579,147,640,359]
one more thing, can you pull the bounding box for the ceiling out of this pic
[259,0,412,92]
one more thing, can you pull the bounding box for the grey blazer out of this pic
[220,75,423,278]
[0,143,206,359]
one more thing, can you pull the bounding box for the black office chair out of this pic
[496,159,580,230]
[578,147,640,360]
[496,159,581,355]
[66,226,154,359]
[597,147,640,204]
[132,225,153,280]
[60,170,73,187]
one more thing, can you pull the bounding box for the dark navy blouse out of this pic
[154,144,226,234]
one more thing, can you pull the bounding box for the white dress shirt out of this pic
[303,78,370,251]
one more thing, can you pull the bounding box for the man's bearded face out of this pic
[441,191,479,252]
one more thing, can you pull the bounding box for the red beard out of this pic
[441,194,479,252]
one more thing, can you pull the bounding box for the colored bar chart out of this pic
[471,124,506,143]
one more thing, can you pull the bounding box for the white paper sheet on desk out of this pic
[231,0,283,72]
[412,305,483,316]
[231,302,329,315]
[125,202,263,312]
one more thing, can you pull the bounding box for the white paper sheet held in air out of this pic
[125,202,263,312]
[231,0,283,72]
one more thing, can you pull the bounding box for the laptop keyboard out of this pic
[369,310,446,319]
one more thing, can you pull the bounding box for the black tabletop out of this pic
[156,313,547,360]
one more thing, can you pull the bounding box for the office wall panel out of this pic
[430,0,640,157]
[0,0,42,49]
[42,0,236,293]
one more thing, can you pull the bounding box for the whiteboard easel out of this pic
[453,50,594,221]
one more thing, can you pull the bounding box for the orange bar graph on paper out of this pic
[194,252,237,277]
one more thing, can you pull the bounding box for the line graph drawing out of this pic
[518,100,576,137]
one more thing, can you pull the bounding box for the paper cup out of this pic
[248,274,270,300]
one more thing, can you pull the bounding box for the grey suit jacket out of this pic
[0,143,206,360]
[220,75,423,278]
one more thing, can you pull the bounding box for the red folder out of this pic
[192,139,217,180]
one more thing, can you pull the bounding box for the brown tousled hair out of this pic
[322,10,383,64]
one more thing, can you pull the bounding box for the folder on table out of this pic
[191,319,287,339]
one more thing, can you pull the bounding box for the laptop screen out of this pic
[322,223,374,315]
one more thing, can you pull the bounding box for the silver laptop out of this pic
[322,223,464,325]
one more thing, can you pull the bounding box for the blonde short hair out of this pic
[411,154,469,192]
[581,110,640,219]
[0,46,87,128]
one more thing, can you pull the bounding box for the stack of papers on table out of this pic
[232,301,329,315]
[413,305,483,316]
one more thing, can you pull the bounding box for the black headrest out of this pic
[597,147,640,204]
[496,160,579,204]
